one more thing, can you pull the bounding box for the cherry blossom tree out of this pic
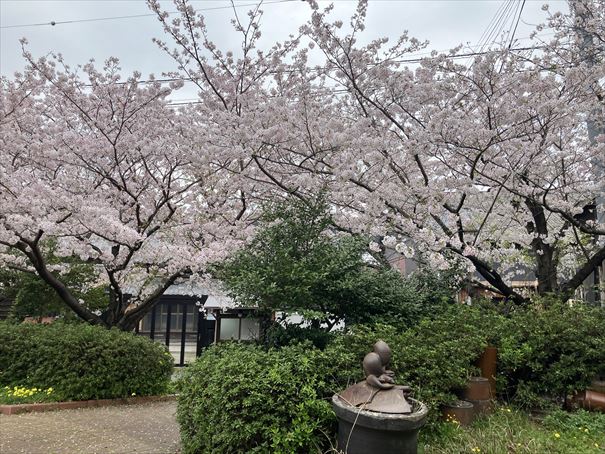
[294,0,604,303]
[0,47,249,329]
[223,0,604,304]
[147,0,301,197]
[2,0,603,328]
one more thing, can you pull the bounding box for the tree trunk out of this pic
[525,199,558,294]
[531,241,558,294]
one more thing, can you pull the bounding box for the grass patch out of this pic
[420,406,605,453]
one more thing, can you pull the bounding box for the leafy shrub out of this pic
[214,197,457,334]
[327,305,497,415]
[263,323,336,350]
[496,299,605,408]
[176,302,605,453]
[177,306,497,454]
[176,341,361,454]
[0,322,173,401]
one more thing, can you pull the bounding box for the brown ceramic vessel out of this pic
[463,377,491,401]
[441,400,475,427]
[476,346,497,397]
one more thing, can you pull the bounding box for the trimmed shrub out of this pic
[177,306,497,454]
[176,342,353,454]
[176,302,605,453]
[327,305,497,414]
[496,299,605,408]
[263,323,336,350]
[0,322,173,401]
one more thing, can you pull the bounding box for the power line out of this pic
[0,0,296,30]
[508,0,527,49]
[88,42,550,91]
[463,0,517,75]
[477,0,518,55]
[163,46,571,107]
[474,0,510,52]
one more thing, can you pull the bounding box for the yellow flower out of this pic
[131,392,136,396]
[583,428,589,433]
[594,443,599,448]
[554,433,560,439]
[507,408,511,412]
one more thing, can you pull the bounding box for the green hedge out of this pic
[326,305,496,412]
[176,307,495,453]
[0,322,173,401]
[176,342,349,454]
[176,302,605,453]
[496,299,605,407]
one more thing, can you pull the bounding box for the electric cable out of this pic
[508,0,527,49]
[79,41,550,91]
[0,0,296,29]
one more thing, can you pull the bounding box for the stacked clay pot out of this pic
[441,400,475,427]
[462,377,493,416]
[575,378,605,412]
[476,346,497,397]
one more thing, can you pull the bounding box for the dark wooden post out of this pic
[150,304,157,340]
[180,302,187,366]
[165,303,172,347]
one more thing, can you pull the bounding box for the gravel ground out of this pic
[0,400,180,454]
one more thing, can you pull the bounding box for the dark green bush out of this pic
[0,322,173,401]
[176,342,355,454]
[263,322,336,350]
[176,302,605,453]
[214,197,458,335]
[176,306,496,454]
[496,299,605,408]
[327,305,497,415]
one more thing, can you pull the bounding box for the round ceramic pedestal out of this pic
[332,395,428,454]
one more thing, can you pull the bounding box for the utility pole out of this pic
[571,0,605,306]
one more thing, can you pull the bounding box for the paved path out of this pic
[0,400,180,454]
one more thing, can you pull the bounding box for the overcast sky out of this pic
[1,0,568,101]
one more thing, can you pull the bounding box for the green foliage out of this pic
[327,305,496,416]
[0,385,58,404]
[176,305,498,454]
[422,405,604,453]
[175,342,355,454]
[543,409,605,437]
[263,323,336,350]
[496,298,605,408]
[176,303,605,453]
[0,322,173,401]
[214,197,455,335]
[0,243,107,321]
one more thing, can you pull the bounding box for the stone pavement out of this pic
[0,400,180,454]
